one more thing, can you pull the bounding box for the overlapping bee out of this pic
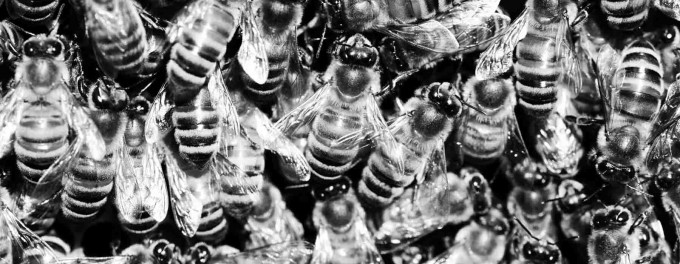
[244,181,304,250]
[310,192,383,264]
[274,33,401,198]
[5,0,62,30]
[373,168,494,254]
[459,76,528,165]
[554,179,592,245]
[509,218,563,264]
[211,240,314,264]
[424,207,509,264]
[587,205,647,264]
[599,0,680,31]
[476,0,584,119]
[535,112,583,178]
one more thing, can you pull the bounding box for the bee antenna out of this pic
[566,235,580,241]
[455,95,487,115]
[285,183,309,190]
[48,3,65,37]
[315,25,327,59]
[628,209,650,235]
[614,193,632,207]
[583,183,608,203]
[542,197,563,205]
[513,216,540,242]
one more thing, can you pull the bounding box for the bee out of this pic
[166,0,267,104]
[590,39,664,184]
[600,0,651,31]
[146,71,262,237]
[119,239,182,264]
[554,179,592,245]
[310,192,383,264]
[111,93,169,235]
[459,76,527,165]
[476,0,584,118]
[358,82,465,208]
[507,159,558,240]
[535,112,583,178]
[374,168,494,254]
[636,215,672,264]
[643,25,680,84]
[83,0,150,81]
[230,0,307,111]
[424,207,509,264]
[274,33,401,198]
[509,218,563,264]
[0,33,106,228]
[5,0,61,29]
[209,240,314,264]
[587,206,648,264]
[245,180,304,250]
[655,0,680,21]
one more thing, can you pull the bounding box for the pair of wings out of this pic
[0,83,107,214]
[475,6,582,95]
[646,80,680,172]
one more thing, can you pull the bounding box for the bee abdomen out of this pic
[614,41,663,121]
[515,35,559,118]
[119,207,161,234]
[7,0,59,24]
[601,0,650,30]
[90,23,146,74]
[61,156,115,221]
[173,89,220,167]
[241,49,289,106]
[462,122,505,160]
[357,168,404,208]
[195,202,228,243]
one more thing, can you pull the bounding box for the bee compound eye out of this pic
[547,250,560,264]
[522,243,535,258]
[592,214,607,229]
[616,211,629,223]
[191,244,212,264]
[152,241,173,264]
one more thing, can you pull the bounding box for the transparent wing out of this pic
[556,14,583,94]
[645,119,680,172]
[165,153,202,237]
[593,44,621,135]
[144,85,173,144]
[437,1,509,53]
[1,206,59,264]
[377,20,459,53]
[237,1,269,85]
[354,217,385,264]
[244,105,311,182]
[503,113,529,167]
[211,152,262,218]
[69,105,107,161]
[310,225,333,264]
[141,143,169,222]
[652,80,680,135]
[273,82,331,136]
[207,70,243,138]
[0,89,23,159]
[114,144,141,224]
[217,241,314,264]
[475,7,529,79]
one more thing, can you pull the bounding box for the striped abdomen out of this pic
[600,0,650,31]
[611,40,663,128]
[88,0,147,79]
[195,202,228,243]
[61,150,115,221]
[6,0,59,26]
[514,22,561,119]
[240,40,290,108]
[167,0,239,102]
[225,134,265,176]
[15,103,69,184]
[172,87,220,168]
[306,95,363,186]
[462,111,507,161]
[387,0,455,23]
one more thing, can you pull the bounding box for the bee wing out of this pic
[208,70,243,138]
[145,85,173,144]
[244,105,311,182]
[218,241,314,263]
[503,113,529,167]
[353,217,385,263]
[652,80,680,134]
[645,118,680,171]
[377,20,460,53]
[556,15,583,94]
[211,152,262,217]
[237,1,269,85]
[0,89,23,159]
[475,7,529,79]
[114,144,141,224]
[1,206,60,264]
[164,153,202,237]
[437,1,509,53]
[655,0,680,22]
[273,81,331,136]
[310,225,333,264]
[115,143,168,223]
[141,143,169,222]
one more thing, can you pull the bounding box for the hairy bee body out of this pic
[507,160,558,240]
[61,149,115,221]
[358,95,452,208]
[6,0,60,27]
[461,77,516,162]
[587,206,643,264]
[514,9,565,118]
[167,0,241,103]
[86,0,148,80]
[239,0,305,109]
[386,0,456,23]
[600,0,650,31]
[172,87,221,168]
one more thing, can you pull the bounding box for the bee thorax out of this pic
[412,105,451,138]
[322,196,355,228]
[334,66,375,97]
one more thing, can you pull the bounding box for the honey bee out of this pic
[274,33,402,198]
[83,0,150,81]
[166,0,267,104]
[311,192,383,264]
[600,0,651,31]
[374,168,494,254]
[112,94,169,235]
[358,82,465,208]
[591,39,665,184]
[587,206,648,264]
[229,0,307,111]
[476,0,584,118]
[424,207,509,264]
[209,240,314,264]
[119,239,181,264]
[554,179,592,245]
[245,180,304,250]
[459,76,528,165]
[5,0,62,30]
[535,112,583,178]
[509,218,563,264]
[507,159,558,241]
[636,215,672,264]
[0,34,106,225]
[146,71,261,237]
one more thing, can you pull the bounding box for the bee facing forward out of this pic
[275,33,399,198]
[587,206,645,264]
[507,159,558,240]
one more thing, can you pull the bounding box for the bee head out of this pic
[512,159,551,189]
[127,96,150,115]
[655,159,680,191]
[333,34,378,67]
[151,239,181,264]
[463,168,491,215]
[185,243,212,264]
[595,158,637,183]
[90,78,128,111]
[22,34,65,59]
[592,207,630,230]
[313,176,351,201]
[521,241,561,264]
[426,82,462,117]
[557,188,586,214]
[321,194,356,229]
[472,78,510,111]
